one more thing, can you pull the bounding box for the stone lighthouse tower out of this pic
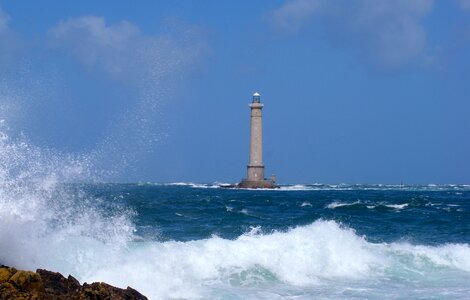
[238,92,276,188]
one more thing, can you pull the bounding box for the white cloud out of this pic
[455,1,470,43]
[0,7,17,66]
[0,7,9,32]
[48,16,206,85]
[457,0,470,10]
[270,0,321,34]
[47,16,208,177]
[268,0,434,68]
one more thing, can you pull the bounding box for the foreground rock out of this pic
[0,265,147,299]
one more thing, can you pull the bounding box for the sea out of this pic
[0,124,468,300]
[1,174,470,299]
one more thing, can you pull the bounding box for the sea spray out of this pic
[0,127,469,299]
[0,124,135,278]
[76,220,470,299]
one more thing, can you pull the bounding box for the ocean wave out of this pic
[165,182,221,189]
[0,125,135,282]
[384,203,409,209]
[281,183,470,191]
[326,201,409,210]
[278,184,314,191]
[166,182,194,186]
[158,182,470,192]
[3,203,470,299]
[326,201,361,209]
[84,221,470,299]
[1,127,469,299]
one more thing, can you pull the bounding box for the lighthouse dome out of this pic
[252,92,261,103]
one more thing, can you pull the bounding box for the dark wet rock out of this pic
[37,269,81,297]
[82,282,147,300]
[0,265,147,300]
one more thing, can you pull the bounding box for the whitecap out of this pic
[385,204,409,210]
[326,201,361,209]
[82,221,470,299]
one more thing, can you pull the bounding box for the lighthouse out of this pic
[238,92,277,189]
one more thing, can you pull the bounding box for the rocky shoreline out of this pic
[0,265,147,299]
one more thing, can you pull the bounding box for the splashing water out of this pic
[0,122,469,299]
[0,122,135,278]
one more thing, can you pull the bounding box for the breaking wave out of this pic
[73,221,470,299]
[0,125,469,299]
[327,201,409,210]
[154,182,470,192]
[0,123,135,278]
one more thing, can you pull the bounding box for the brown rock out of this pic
[0,265,148,300]
[37,268,81,296]
[81,282,148,300]
[0,282,19,299]
[0,266,16,282]
[10,270,44,292]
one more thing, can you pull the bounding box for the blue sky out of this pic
[0,0,469,184]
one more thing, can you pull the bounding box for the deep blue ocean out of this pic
[2,182,470,299]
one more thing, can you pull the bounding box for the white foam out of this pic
[389,243,470,272]
[84,221,382,298]
[165,182,221,189]
[326,201,410,210]
[1,127,469,299]
[0,125,135,278]
[190,183,221,189]
[77,221,470,299]
[326,201,361,209]
[240,208,250,215]
[163,183,470,192]
[167,182,193,186]
[278,184,313,191]
[385,203,409,210]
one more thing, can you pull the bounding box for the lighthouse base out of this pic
[237,179,277,189]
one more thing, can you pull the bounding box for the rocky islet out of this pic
[0,265,147,299]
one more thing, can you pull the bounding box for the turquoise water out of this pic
[89,183,470,245]
[2,181,470,299]
[86,183,470,298]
